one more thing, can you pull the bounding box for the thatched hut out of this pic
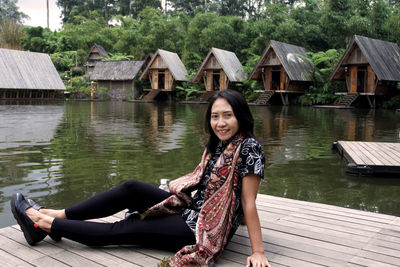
[330,35,400,107]
[90,60,146,99]
[0,48,65,99]
[250,40,312,105]
[192,47,247,92]
[139,49,188,100]
[86,44,108,75]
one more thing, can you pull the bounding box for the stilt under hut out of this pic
[192,47,247,101]
[139,49,188,101]
[330,35,400,108]
[85,44,108,75]
[249,40,312,105]
[90,60,146,100]
[0,48,66,99]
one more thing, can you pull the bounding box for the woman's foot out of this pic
[10,193,47,246]
[26,199,63,241]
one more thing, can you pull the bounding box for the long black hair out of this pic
[204,89,255,153]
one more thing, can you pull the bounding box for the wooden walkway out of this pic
[1,194,400,266]
[333,141,400,175]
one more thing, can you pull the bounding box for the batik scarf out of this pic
[141,134,244,266]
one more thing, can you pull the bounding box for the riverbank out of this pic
[2,194,400,266]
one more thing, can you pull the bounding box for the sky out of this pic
[17,0,63,31]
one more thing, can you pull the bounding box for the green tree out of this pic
[321,0,353,49]
[0,0,28,23]
[169,0,203,16]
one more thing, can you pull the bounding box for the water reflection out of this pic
[0,101,400,229]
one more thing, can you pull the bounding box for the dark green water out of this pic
[1,100,400,228]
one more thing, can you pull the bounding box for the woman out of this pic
[11,89,270,267]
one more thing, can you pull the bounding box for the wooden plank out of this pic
[229,235,349,267]
[355,141,385,165]
[258,194,396,221]
[355,249,400,266]
[338,141,365,165]
[257,195,394,226]
[345,141,375,165]
[349,256,398,267]
[227,241,326,267]
[236,227,361,255]
[363,142,398,165]
[0,249,34,266]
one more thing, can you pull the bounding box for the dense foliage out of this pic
[1,0,400,105]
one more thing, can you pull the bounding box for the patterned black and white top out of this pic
[181,137,265,237]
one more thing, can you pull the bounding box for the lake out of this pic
[1,100,400,228]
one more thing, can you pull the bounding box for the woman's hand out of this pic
[246,251,270,267]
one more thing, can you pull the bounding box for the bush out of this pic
[382,95,400,109]
[67,75,90,93]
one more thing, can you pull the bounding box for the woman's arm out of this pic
[241,174,270,267]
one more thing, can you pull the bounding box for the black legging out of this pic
[51,180,196,250]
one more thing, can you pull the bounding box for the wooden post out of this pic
[220,71,226,90]
[280,69,286,91]
[367,66,375,94]
[165,70,170,90]
[90,81,95,99]
[350,66,357,93]
[265,68,272,91]
[152,70,158,89]
[206,71,213,91]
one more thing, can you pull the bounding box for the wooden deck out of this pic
[1,194,400,266]
[333,141,400,175]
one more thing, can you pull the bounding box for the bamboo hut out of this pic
[192,47,247,95]
[139,49,188,100]
[330,35,400,107]
[0,48,65,99]
[250,40,312,105]
[86,44,108,75]
[90,60,146,99]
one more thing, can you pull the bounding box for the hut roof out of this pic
[90,60,145,81]
[250,40,312,82]
[89,44,108,58]
[192,47,247,82]
[330,35,400,82]
[0,48,66,90]
[140,49,188,81]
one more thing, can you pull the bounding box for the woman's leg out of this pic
[51,214,195,251]
[65,180,170,220]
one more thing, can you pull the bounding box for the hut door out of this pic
[271,67,281,91]
[213,70,220,91]
[357,66,367,93]
[349,66,357,93]
[158,71,165,90]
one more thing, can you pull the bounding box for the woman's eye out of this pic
[211,115,218,120]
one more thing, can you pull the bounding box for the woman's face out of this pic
[210,98,239,142]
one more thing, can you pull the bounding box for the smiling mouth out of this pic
[217,130,229,134]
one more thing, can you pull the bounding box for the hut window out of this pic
[158,58,162,67]
[212,58,217,66]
